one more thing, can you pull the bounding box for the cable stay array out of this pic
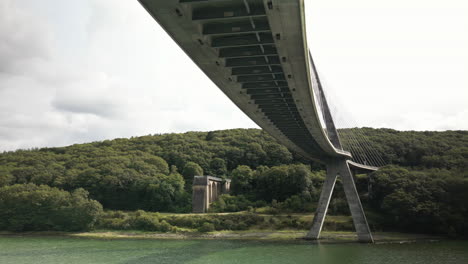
[311,63,386,168]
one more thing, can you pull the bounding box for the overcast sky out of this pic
[1,0,467,151]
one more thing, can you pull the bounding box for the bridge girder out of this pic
[139,0,377,243]
[138,0,351,163]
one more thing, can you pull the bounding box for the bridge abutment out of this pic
[306,159,374,243]
[192,176,231,213]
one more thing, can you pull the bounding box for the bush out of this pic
[0,184,102,231]
[198,222,215,232]
[280,193,314,213]
[258,206,279,215]
[98,210,177,232]
[132,214,160,231]
[208,194,252,213]
[158,220,174,232]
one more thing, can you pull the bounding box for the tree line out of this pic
[0,128,466,236]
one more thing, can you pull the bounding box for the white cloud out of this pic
[0,0,467,151]
[51,73,127,118]
[0,0,256,151]
[305,0,468,130]
[0,1,52,73]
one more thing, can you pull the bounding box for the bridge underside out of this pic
[139,0,350,163]
[139,0,375,242]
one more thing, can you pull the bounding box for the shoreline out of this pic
[0,230,445,244]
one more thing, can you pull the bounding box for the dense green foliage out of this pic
[208,194,253,213]
[228,164,324,203]
[0,129,297,213]
[181,162,204,189]
[97,210,352,233]
[367,166,468,236]
[0,147,189,212]
[0,184,102,231]
[0,128,467,236]
[98,210,176,232]
[340,128,468,170]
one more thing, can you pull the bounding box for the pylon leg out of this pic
[306,164,338,239]
[306,159,374,243]
[339,160,374,242]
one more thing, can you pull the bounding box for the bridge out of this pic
[139,0,384,243]
[192,176,231,213]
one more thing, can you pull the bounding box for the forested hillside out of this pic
[341,128,467,169]
[0,128,467,236]
[0,129,298,212]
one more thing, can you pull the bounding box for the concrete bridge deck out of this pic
[139,0,376,242]
[138,0,352,164]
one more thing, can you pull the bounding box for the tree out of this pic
[0,167,14,187]
[231,165,254,195]
[0,184,103,231]
[0,128,466,236]
[61,188,103,231]
[209,158,227,177]
[368,166,468,236]
[181,162,203,188]
[263,144,293,166]
[255,164,312,202]
[143,155,170,175]
[243,143,266,167]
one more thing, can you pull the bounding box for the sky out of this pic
[0,0,467,151]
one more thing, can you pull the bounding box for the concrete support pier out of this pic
[192,176,231,213]
[306,159,374,243]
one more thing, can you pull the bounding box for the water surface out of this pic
[0,236,466,264]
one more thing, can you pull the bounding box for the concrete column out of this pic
[211,182,215,202]
[306,159,373,243]
[209,182,213,203]
[222,180,230,194]
[206,182,211,211]
[213,182,217,201]
[306,163,338,240]
[339,160,374,243]
[192,185,207,213]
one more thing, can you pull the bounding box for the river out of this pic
[0,237,466,264]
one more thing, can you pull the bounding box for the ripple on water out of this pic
[0,237,467,264]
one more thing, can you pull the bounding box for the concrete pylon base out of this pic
[306,159,374,243]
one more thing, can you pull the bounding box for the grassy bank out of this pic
[0,210,446,243]
[75,230,442,243]
[96,210,355,234]
[0,230,442,244]
[0,210,440,243]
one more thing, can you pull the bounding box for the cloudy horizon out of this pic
[1,0,467,151]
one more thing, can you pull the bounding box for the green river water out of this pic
[0,237,466,264]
